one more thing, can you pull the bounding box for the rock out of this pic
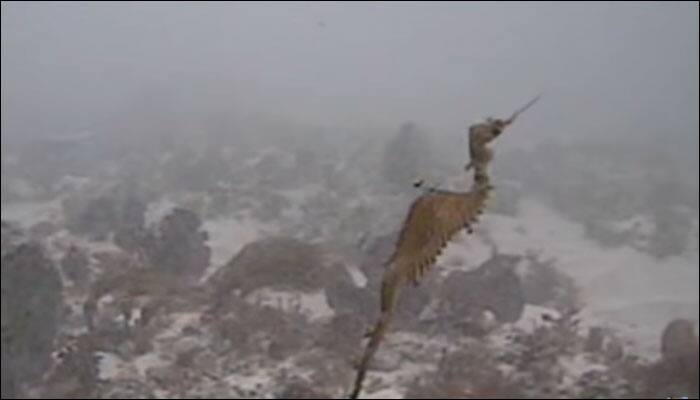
[29,220,59,240]
[114,225,155,255]
[209,236,327,298]
[100,379,155,399]
[1,220,24,256]
[604,337,624,362]
[644,319,699,397]
[314,311,365,354]
[373,350,402,372]
[661,318,698,363]
[149,208,210,282]
[1,243,63,396]
[585,327,606,353]
[440,252,525,325]
[520,251,581,313]
[250,190,291,222]
[358,231,398,285]
[42,334,100,399]
[393,283,433,331]
[61,245,91,289]
[84,267,189,334]
[63,186,147,241]
[277,380,328,399]
[324,263,369,315]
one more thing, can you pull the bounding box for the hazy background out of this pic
[2,1,698,148]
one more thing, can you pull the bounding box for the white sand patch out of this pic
[242,147,295,169]
[144,197,177,226]
[53,174,91,193]
[559,353,608,387]
[225,372,272,396]
[346,263,368,287]
[478,197,698,354]
[96,352,133,381]
[244,288,334,322]
[47,228,122,256]
[510,304,561,333]
[277,184,324,205]
[436,231,494,275]
[361,360,431,399]
[222,357,306,398]
[362,387,405,399]
[1,200,63,229]
[155,312,202,340]
[133,352,171,377]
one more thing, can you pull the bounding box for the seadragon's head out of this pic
[484,117,509,138]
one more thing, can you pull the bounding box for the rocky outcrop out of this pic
[440,253,525,326]
[1,243,63,397]
[209,236,327,298]
[150,208,210,281]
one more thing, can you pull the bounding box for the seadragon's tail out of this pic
[349,267,404,399]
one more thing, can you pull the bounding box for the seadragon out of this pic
[349,96,540,399]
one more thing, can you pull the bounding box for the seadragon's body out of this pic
[349,96,539,399]
[350,187,491,398]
